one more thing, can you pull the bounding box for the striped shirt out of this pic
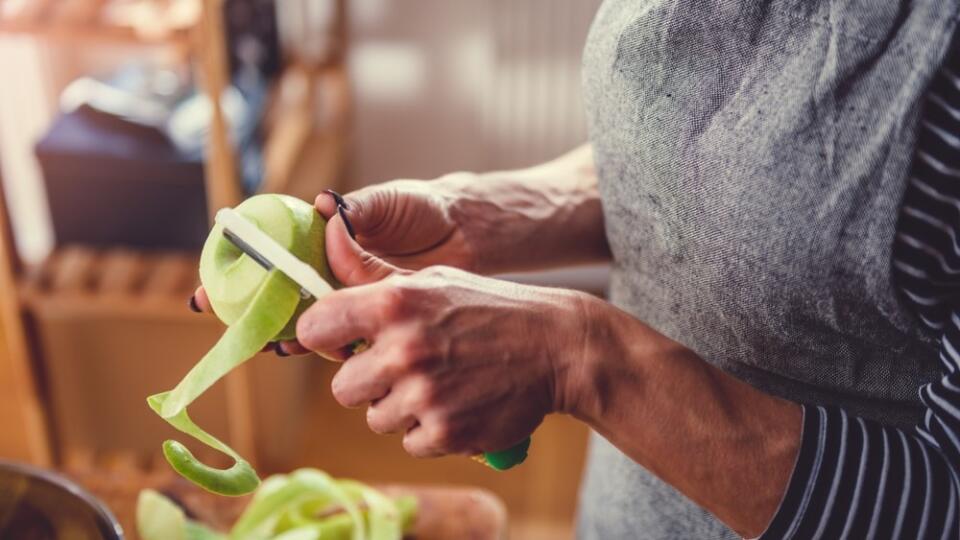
[758,40,960,539]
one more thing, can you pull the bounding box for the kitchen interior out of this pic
[0,0,607,538]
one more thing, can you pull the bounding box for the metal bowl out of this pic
[0,460,123,539]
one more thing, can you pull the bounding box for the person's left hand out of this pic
[295,216,592,457]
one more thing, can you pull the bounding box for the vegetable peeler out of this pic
[215,208,531,470]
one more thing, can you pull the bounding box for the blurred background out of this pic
[0,0,605,537]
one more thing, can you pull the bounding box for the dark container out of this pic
[0,460,123,539]
[34,106,208,250]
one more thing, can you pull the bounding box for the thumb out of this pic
[316,187,414,253]
[325,211,407,286]
[315,188,379,235]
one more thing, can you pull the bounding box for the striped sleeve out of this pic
[758,402,960,539]
[759,50,960,540]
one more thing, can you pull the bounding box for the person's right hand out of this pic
[315,175,477,275]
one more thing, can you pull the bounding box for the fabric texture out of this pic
[577,1,959,538]
[759,35,960,540]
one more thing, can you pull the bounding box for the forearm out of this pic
[440,144,610,275]
[564,297,802,538]
[563,301,960,540]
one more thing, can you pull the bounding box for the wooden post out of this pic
[196,0,243,215]
[0,165,52,466]
[332,0,348,63]
[194,0,257,466]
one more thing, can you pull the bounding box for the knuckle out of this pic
[422,265,461,288]
[420,265,449,280]
[380,354,408,377]
[422,379,445,408]
[406,394,429,415]
[376,286,408,320]
[344,253,380,285]
[395,337,427,370]
[295,301,346,351]
[431,418,457,449]
[360,252,383,274]
[407,323,431,348]
[421,377,445,406]
[405,377,435,412]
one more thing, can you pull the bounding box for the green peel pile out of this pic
[149,194,336,497]
[137,469,417,540]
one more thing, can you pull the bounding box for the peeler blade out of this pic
[221,227,312,299]
[222,228,274,271]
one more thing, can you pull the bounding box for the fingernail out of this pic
[337,204,357,240]
[275,343,290,357]
[188,295,201,313]
[324,189,350,211]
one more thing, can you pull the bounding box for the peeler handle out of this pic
[479,437,531,471]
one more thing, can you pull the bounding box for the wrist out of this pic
[550,290,618,417]
[556,294,692,424]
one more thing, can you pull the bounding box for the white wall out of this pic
[341,0,608,290]
[343,0,601,187]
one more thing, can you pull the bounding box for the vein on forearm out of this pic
[448,145,610,274]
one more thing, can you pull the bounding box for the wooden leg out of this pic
[195,0,242,215]
[194,0,256,466]
[0,170,52,465]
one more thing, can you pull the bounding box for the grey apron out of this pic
[577,1,960,538]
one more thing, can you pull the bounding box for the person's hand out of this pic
[294,221,593,456]
[315,175,478,273]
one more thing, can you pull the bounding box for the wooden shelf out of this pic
[19,247,200,320]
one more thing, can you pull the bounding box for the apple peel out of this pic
[136,469,417,540]
[148,195,333,497]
